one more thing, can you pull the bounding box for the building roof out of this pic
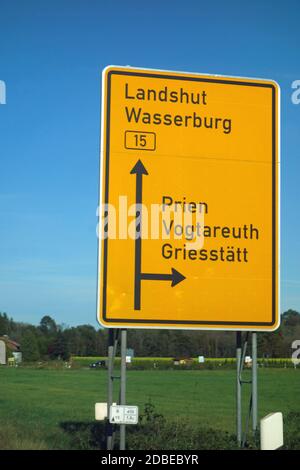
[0,336,21,351]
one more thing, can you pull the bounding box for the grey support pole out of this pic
[236,332,242,446]
[107,329,115,450]
[120,329,127,450]
[252,332,258,433]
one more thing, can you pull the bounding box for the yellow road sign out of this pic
[97,66,280,331]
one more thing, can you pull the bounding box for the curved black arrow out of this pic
[130,160,185,310]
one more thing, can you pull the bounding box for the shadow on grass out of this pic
[59,421,106,450]
[59,419,238,450]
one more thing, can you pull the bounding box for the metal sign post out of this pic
[106,328,128,450]
[236,332,242,446]
[236,331,259,447]
[252,332,258,433]
[120,329,127,450]
[107,329,119,450]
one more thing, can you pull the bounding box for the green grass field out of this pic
[0,367,299,449]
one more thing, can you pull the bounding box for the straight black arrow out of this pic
[130,160,148,310]
[130,160,185,311]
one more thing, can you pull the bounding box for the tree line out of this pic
[0,309,299,361]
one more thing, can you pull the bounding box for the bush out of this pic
[127,401,238,450]
[59,421,106,450]
[60,402,238,450]
[59,404,300,450]
[283,412,300,449]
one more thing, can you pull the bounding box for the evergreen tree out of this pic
[48,331,70,360]
[21,330,40,362]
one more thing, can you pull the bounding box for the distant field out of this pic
[0,367,299,449]
[71,356,296,369]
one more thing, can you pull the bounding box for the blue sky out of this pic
[0,0,299,327]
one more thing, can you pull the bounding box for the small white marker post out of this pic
[260,412,283,450]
